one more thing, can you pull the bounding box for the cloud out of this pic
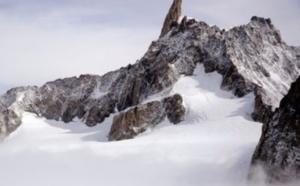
[0,15,157,87]
[248,164,300,186]
[0,0,165,89]
[0,0,171,28]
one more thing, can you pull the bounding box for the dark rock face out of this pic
[0,109,22,138]
[109,101,166,141]
[160,0,182,38]
[250,76,300,183]
[162,94,185,124]
[108,94,186,141]
[251,88,273,125]
[0,86,37,139]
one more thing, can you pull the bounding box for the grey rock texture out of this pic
[162,93,185,124]
[0,9,299,141]
[0,86,37,139]
[161,16,299,125]
[0,55,182,140]
[109,101,165,141]
[108,93,186,141]
[159,0,182,38]
[250,76,300,184]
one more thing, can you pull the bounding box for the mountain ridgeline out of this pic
[0,0,300,183]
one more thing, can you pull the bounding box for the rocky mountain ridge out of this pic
[1,2,300,145]
[1,16,300,141]
[250,76,300,183]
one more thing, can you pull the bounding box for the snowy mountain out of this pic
[0,13,299,141]
[0,0,300,185]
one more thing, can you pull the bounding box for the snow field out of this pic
[0,65,262,186]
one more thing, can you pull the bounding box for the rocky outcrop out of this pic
[249,76,300,184]
[109,101,165,141]
[108,94,186,141]
[0,1,299,141]
[159,0,182,38]
[0,86,37,139]
[162,94,185,124]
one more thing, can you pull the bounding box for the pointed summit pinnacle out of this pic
[159,0,182,38]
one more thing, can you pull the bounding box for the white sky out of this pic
[0,0,299,93]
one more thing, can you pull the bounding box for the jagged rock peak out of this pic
[0,9,299,141]
[159,0,182,38]
[251,16,272,24]
[249,76,300,184]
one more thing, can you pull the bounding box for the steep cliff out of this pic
[250,76,300,183]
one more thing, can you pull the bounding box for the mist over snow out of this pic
[0,64,262,186]
[0,0,299,93]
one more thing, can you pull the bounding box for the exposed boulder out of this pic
[159,0,182,38]
[108,94,186,141]
[249,76,300,184]
[163,93,185,124]
[109,101,165,141]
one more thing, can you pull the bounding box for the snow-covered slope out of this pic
[0,65,262,186]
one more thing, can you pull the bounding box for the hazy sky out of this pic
[0,0,299,93]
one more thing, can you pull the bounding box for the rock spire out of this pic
[159,0,182,38]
